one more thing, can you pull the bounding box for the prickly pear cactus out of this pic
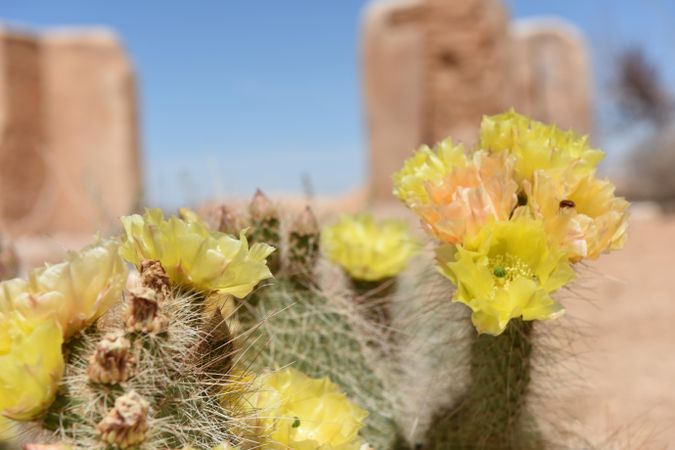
[232,200,400,450]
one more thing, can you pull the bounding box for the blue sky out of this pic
[3,1,674,208]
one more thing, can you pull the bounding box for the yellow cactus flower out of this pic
[245,368,368,450]
[415,150,518,244]
[392,137,467,209]
[322,214,416,281]
[523,169,629,262]
[120,209,275,296]
[437,217,575,335]
[0,239,128,340]
[0,313,64,420]
[479,109,604,183]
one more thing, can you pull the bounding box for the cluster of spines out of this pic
[423,319,542,449]
[41,261,248,450]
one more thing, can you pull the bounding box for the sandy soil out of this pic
[554,215,675,449]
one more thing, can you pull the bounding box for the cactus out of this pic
[41,261,249,450]
[1,207,385,450]
[285,206,320,289]
[423,319,543,449]
[222,201,399,450]
[238,278,398,450]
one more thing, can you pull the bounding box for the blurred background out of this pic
[0,0,673,447]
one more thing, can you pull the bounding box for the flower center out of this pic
[489,254,534,288]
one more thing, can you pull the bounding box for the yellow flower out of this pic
[392,137,467,209]
[321,214,416,281]
[479,109,604,183]
[245,368,368,450]
[437,217,575,335]
[414,150,518,244]
[0,313,64,420]
[0,239,128,340]
[523,169,629,262]
[121,209,275,296]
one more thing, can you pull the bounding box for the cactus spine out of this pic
[43,261,246,450]
[424,318,542,449]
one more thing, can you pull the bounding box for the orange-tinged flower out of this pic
[523,169,629,261]
[416,151,518,244]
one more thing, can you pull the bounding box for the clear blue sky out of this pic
[3,1,675,208]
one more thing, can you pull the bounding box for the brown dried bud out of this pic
[97,391,149,449]
[88,333,135,384]
[139,260,170,300]
[125,287,168,334]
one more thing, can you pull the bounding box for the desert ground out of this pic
[552,211,675,449]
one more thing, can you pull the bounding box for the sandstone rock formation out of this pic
[362,0,427,205]
[511,18,592,135]
[0,26,141,235]
[362,0,593,202]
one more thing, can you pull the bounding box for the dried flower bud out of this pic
[88,333,135,384]
[97,391,149,449]
[125,287,168,334]
[139,260,170,300]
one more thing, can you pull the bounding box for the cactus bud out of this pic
[125,287,168,334]
[139,260,170,300]
[248,189,280,273]
[97,391,149,449]
[287,206,320,287]
[88,333,136,385]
